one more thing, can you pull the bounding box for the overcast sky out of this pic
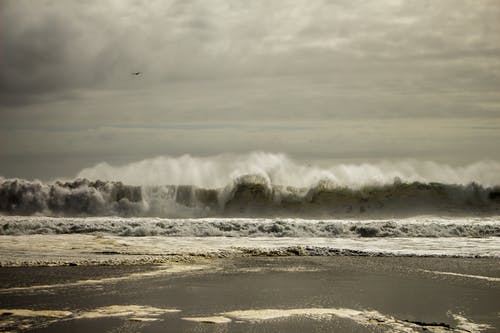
[1,0,499,180]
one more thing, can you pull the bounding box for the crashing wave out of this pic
[75,153,500,188]
[0,176,499,218]
[1,216,499,237]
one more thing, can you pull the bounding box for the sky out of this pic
[1,0,500,180]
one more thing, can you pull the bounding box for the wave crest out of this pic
[76,153,500,188]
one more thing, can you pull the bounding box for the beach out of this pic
[1,256,499,332]
[0,215,499,332]
[3,0,500,331]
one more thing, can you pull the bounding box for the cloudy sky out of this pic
[1,0,499,180]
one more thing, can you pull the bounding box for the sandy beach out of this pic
[3,0,500,331]
[1,256,499,332]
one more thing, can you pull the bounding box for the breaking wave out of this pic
[1,216,499,237]
[0,176,499,218]
[1,153,499,218]
[76,152,500,188]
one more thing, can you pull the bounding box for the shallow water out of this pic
[0,257,498,332]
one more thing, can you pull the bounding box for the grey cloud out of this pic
[2,0,499,100]
[0,0,499,179]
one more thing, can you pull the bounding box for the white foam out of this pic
[77,152,500,187]
[1,306,492,332]
[76,305,179,319]
[451,313,492,332]
[223,308,366,321]
[182,316,232,324]
[182,307,492,332]
[420,270,500,282]
[0,305,180,331]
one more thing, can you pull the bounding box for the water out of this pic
[0,216,499,265]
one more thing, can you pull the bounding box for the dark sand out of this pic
[1,256,499,332]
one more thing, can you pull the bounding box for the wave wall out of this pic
[1,176,499,218]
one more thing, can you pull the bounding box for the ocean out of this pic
[0,154,499,332]
[1,174,499,264]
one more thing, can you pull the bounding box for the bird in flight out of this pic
[131,72,141,76]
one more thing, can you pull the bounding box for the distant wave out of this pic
[0,176,499,218]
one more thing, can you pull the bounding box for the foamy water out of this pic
[0,233,499,266]
[1,216,499,237]
[0,215,499,265]
[0,305,491,333]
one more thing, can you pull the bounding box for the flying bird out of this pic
[131,72,141,76]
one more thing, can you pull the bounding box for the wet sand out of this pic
[1,256,499,332]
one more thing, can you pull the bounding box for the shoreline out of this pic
[1,248,499,268]
[1,233,499,267]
